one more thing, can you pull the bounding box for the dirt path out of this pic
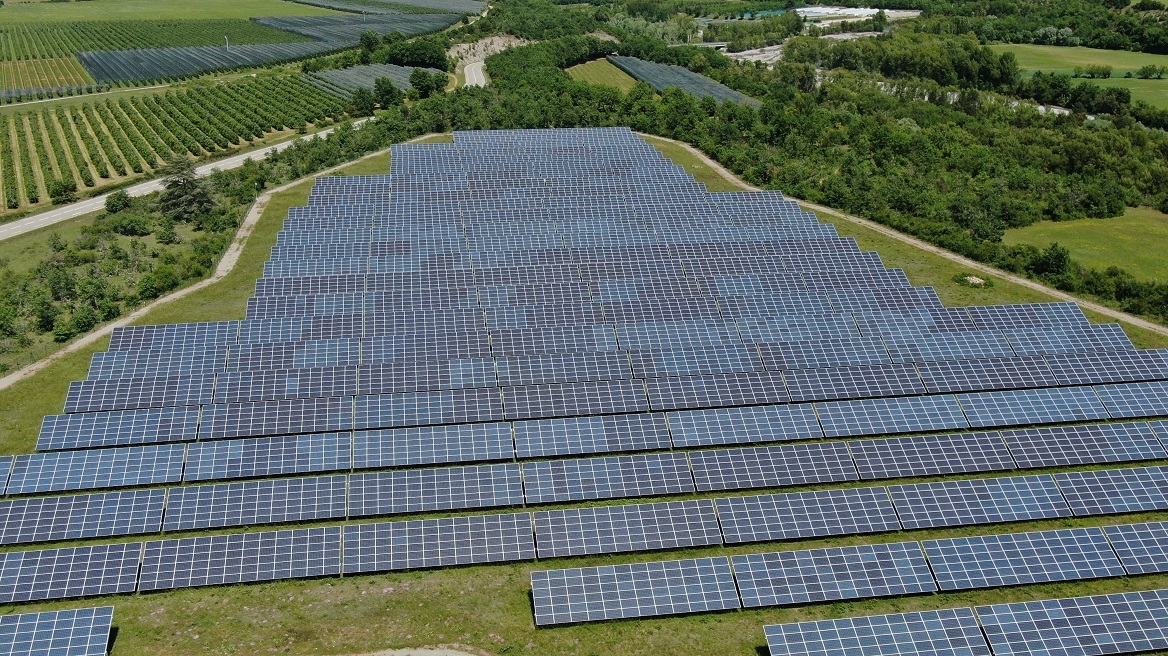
[641,133,1168,338]
[0,133,436,393]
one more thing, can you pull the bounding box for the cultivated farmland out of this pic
[308,62,444,96]
[608,55,759,105]
[291,0,486,15]
[253,14,461,43]
[0,76,344,210]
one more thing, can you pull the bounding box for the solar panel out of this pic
[665,403,823,447]
[0,488,164,546]
[214,366,358,403]
[184,432,351,482]
[1103,521,1168,574]
[715,487,901,543]
[199,396,353,440]
[889,474,1071,529]
[815,395,970,438]
[521,453,694,503]
[1094,380,1168,419]
[533,499,721,558]
[0,606,113,656]
[512,412,671,458]
[627,345,762,378]
[343,513,536,573]
[36,406,200,451]
[1043,349,1168,385]
[923,527,1125,591]
[849,431,1015,479]
[975,589,1168,656]
[1055,466,1168,516]
[63,373,214,413]
[496,351,632,386]
[163,476,347,531]
[784,362,926,402]
[763,608,991,656]
[0,542,141,602]
[689,442,857,491]
[530,557,740,626]
[502,379,650,420]
[956,386,1111,428]
[138,527,342,591]
[915,356,1058,394]
[348,464,524,516]
[7,444,185,495]
[354,388,504,429]
[1001,422,1166,468]
[644,371,788,410]
[733,541,936,607]
[759,336,891,370]
[353,423,514,468]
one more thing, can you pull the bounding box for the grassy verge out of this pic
[566,58,639,92]
[1003,205,1168,281]
[989,44,1168,109]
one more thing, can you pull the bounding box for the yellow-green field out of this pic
[566,58,639,92]
[0,0,337,22]
[1004,206,1168,281]
[3,136,1168,656]
[991,44,1168,108]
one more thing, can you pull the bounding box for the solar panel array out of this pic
[0,606,113,656]
[6,128,1168,642]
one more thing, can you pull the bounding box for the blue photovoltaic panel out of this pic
[849,432,1015,480]
[758,337,891,370]
[348,464,524,516]
[1094,380,1168,419]
[198,396,353,440]
[0,488,164,545]
[627,345,762,378]
[36,406,200,451]
[502,379,650,420]
[214,366,358,403]
[956,386,1110,428]
[915,356,1059,394]
[183,432,351,482]
[490,325,619,357]
[521,453,694,503]
[513,413,671,458]
[0,456,12,495]
[715,487,901,544]
[889,475,1071,529]
[530,557,740,626]
[0,606,113,656]
[89,345,226,379]
[495,351,632,386]
[665,403,822,447]
[0,542,141,602]
[533,499,722,558]
[922,527,1125,591]
[1003,324,1135,355]
[689,442,857,492]
[163,476,347,531]
[1055,466,1168,516]
[7,444,185,495]
[975,589,1168,656]
[815,395,970,438]
[1103,521,1168,574]
[353,423,514,468]
[732,541,936,607]
[764,608,991,656]
[1001,422,1166,468]
[783,362,925,403]
[358,359,497,395]
[1043,349,1168,386]
[354,388,504,429]
[343,513,536,573]
[645,371,788,411]
[63,374,214,413]
[967,302,1088,330]
[884,330,1015,363]
[138,527,342,591]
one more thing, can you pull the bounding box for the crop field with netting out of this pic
[0,75,344,210]
[253,14,461,43]
[308,62,444,96]
[608,55,760,105]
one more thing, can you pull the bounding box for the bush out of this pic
[108,213,152,237]
[351,87,377,117]
[105,189,132,214]
[47,177,77,205]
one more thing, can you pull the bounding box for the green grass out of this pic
[0,0,338,22]
[990,44,1168,108]
[566,58,639,92]
[5,136,1168,655]
[1004,206,1168,282]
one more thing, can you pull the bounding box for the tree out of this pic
[373,77,404,107]
[359,30,381,53]
[159,156,213,224]
[872,9,887,31]
[351,87,377,116]
[105,189,131,214]
[1136,64,1168,79]
[410,68,438,98]
[47,177,77,205]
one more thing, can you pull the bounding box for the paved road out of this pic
[0,118,370,242]
[464,62,487,87]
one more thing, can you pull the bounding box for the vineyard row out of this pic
[0,76,345,210]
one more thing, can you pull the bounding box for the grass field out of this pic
[566,58,639,92]
[3,135,1168,656]
[990,43,1168,108]
[1003,206,1168,281]
[0,0,338,22]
